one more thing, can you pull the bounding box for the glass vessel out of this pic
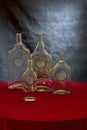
[22,59,37,92]
[52,52,71,94]
[31,34,53,92]
[8,33,30,89]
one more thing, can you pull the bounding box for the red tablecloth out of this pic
[0,82,87,130]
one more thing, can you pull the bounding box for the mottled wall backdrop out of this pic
[0,0,87,81]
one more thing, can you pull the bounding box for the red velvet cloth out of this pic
[0,82,87,130]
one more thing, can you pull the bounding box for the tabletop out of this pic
[0,82,87,122]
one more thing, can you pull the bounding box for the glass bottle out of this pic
[52,52,71,95]
[8,33,30,89]
[22,59,37,92]
[31,34,53,92]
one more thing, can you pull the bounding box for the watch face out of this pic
[34,56,47,69]
[13,57,24,68]
[55,70,67,81]
[25,74,35,85]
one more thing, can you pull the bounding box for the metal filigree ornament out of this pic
[33,55,47,69]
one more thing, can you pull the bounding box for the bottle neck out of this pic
[29,59,33,70]
[16,33,22,45]
[59,52,65,62]
[36,34,45,50]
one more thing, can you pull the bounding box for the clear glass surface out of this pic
[22,59,37,92]
[52,52,72,94]
[31,34,53,92]
[8,33,30,89]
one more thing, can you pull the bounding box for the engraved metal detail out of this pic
[55,70,67,81]
[34,56,47,69]
[25,74,35,85]
[13,57,24,68]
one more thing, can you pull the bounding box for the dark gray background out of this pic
[0,0,87,82]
